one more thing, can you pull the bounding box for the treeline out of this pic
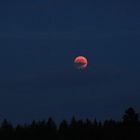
[0,107,140,140]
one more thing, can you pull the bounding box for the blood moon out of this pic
[74,56,88,69]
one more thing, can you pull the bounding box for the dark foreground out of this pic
[0,107,140,140]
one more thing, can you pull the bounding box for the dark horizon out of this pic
[0,107,139,140]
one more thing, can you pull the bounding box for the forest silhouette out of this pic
[0,107,139,140]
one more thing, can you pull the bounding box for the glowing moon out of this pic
[74,56,88,69]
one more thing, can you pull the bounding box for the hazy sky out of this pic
[0,0,140,124]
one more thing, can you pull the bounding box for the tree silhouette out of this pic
[123,107,139,125]
[0,107,139,140]
[59,120,69,140]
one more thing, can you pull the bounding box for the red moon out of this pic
[74,56,88,69]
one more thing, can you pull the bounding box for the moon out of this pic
[74,56,88,69]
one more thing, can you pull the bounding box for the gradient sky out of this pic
[0,0,140,124]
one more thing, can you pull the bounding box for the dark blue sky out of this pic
[0,0,140,124]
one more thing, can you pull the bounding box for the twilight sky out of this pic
[0,0,140,124]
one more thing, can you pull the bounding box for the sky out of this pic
[0,0,140,124]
